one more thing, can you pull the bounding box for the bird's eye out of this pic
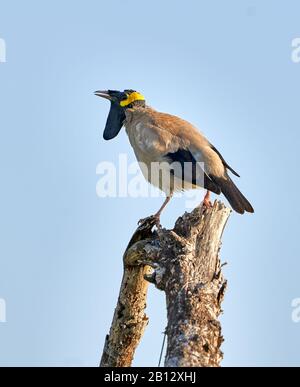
[121,93,129,100]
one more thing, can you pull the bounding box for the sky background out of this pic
[0,0,300,367]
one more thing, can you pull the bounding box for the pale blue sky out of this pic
[0,0,300,366]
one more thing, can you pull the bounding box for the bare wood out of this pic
[100,220,157,367]
[153,201,231,367]
[100,201,230,367]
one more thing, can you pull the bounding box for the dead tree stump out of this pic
[100,201,231,367]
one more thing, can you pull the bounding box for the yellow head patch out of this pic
[120,91,146,107]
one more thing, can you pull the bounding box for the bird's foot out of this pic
[138,214,161,229]
[202,197,213,210]
[202,190,212,210]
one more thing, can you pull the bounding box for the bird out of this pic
[95,89,254,224]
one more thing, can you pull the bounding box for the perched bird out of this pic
[95,89,254,223]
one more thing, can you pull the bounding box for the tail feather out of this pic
[212,176,254,214]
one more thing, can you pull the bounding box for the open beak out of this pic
[94,90,112,100]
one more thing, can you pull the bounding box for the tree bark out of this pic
[100,218,158,367]
[154,201,231,367]
[100,201,230,367]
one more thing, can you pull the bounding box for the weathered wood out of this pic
[100,201,230,367]
[100,219,157,367]
[153,201,231,367]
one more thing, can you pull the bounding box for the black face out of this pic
[107,90,137,100]
[94,90,127,140]
[94,89,145,141]
[106,90,128,103]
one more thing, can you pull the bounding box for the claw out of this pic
[202,190,212,209]
[138,195,172,228]
[203,198,212,209]
[138,214,161,228]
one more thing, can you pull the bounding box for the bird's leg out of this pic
[154,194,173,220]
[139,193,173,227]
[203,190,212,208]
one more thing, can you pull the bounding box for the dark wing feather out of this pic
[210,144,240,177]
[211,174,254,214]
[165,149,221,195]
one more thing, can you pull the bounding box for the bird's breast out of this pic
[125,121,195,194]
[125,122,157,161]
[125,121,167,192]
